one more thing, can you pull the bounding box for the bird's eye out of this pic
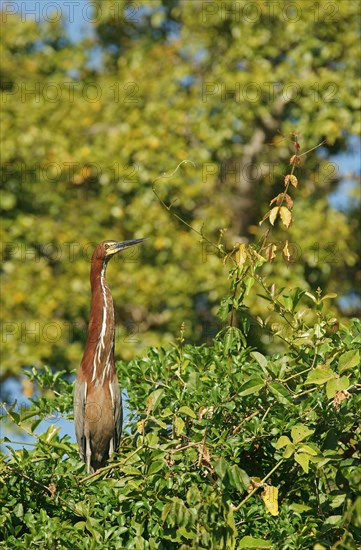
[104,243,110,250]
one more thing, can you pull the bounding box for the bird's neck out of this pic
[82,262,116,384]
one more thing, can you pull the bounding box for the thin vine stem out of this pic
[152,160,224,253]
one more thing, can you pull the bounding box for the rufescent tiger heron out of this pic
[74,238,146,473]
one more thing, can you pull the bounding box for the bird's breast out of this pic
[83,382,115,462]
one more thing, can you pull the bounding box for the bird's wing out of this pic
[73,379,87,462]
[110,378,122,453]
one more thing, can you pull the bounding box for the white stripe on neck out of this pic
[92,263,113,383]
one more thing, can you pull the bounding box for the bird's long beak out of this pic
[106,238,148,256]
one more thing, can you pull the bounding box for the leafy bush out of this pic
[1,317,360,549]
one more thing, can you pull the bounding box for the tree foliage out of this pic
[1,0,360,380]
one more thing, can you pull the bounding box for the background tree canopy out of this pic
[1,0,360,381]
[1,2,360,548]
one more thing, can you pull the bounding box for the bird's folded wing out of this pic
[109,379,122,453]
[73,379,87,462]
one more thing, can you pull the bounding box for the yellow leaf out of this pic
[259,210,271,226]
[199,406,214,420]
[284,174,298,187]
[266,243,277,262]
[284,193,294,210]
[289,156,301,167]
[280,207,292,228]
[269,207,280,226]
[48,482,56,499]
[248,477,263,492]
[235,243,248,266]
[270,193,284,206]
[198,441,211,466]
[262,484,279,516]
[282,240,291,262]
[333,389,350,411]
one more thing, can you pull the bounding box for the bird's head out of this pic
[92,238,147,264]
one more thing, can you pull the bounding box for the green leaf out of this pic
[250,351,268,370]
[14,503,24,518]
[321,293,337,301]
[174,416,185,436]
[330,493,346,509]
[275,435,292,449]
[338,350,360,373]
[186,485,201,507]
[74,502,90,518]
[298,444,318,456]
[239,377,265,396]
[145,432,159,447]
[326,375,349,399]
[40,425,60,443]
[268,381,292,404]
[121,466,142,476]
[283,444,296,458]
[238,536,272,548]
[226,504,237,535]
[178,405,197,418]
[295,452,310,473]
[152,417,167,429]
[245,275,255,296]
[31,418,42,431]
[85,517,101,542]
[305,291,317,303]
[228,464,250,491]
[283,294,293,311]
[177,526,194,539]
[305,366,336,385]
[323,515,343,526]
[218,298,231,321]
[160,407,173,418]
[146,388,164,413]
[214,457,228,479]
[223,328,234,355]
[289,503,312,513]
[291,424,314,444]
[148,461,165,476]
[186,371,200,391]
